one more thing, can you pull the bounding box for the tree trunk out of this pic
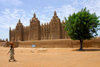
[79,39,83,50]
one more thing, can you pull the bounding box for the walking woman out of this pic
[8,42,16,62]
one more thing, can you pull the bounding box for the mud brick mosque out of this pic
[9,11,70,41]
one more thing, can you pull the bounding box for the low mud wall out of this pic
[0,42,4,46]
[14,38,100,48]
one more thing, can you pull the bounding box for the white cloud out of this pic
[39,14,51,24]
[0,9,31,29]
[56,5,77,20]
[0,8,32,39]
[70,0,100,16]
[43,0,100,36]
[0,8,40,30]
[80,0,100,36]
[43,5,77,22]
[1,0,100,39]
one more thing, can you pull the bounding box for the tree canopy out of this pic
[65,7,100,50]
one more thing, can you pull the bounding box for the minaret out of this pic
[62,20,65,24]
[29,12,41,40]
[17,19,22,26]
[15,19,24,41]
[31,12,39,22]
[50,11,61,39]
[18,19,21,23]
[33,13,36,18]
[54,11,57,16]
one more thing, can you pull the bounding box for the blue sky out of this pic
[0,0,100,40]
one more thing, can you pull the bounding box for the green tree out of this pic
[65,8,100,50]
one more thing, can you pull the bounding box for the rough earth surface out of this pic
[0,47,100,67]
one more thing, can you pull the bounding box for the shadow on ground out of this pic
[73,49,100,51]
[9,60,18,62]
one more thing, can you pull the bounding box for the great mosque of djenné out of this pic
[9,11,70,41]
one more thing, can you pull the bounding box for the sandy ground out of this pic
[0,47,100,67]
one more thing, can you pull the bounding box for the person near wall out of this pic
[7,42,16,62]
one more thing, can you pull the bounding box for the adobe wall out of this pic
[15,37,100,48]
[10,11,69,41]
[0,42,4,46]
